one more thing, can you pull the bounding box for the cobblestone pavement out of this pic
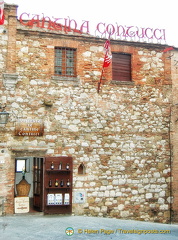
[0,214,178,240]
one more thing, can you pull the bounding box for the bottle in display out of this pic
[58,162,62,170]
[55,179,59,187]
[51,162,54,170]
[60,179,64,187]
[66,179,70,187]
[49,179,52,187]
[66,163,69,170]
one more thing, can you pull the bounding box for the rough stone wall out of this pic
[171,50,178,222]
[0,5,9,74]
[0,4,18,215]
[0,4,173,223]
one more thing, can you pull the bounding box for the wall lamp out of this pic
[0,105,9,124]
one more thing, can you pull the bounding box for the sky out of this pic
[4,0,178,47]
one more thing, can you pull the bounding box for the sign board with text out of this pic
[15,119,44,136]
[19,13,166,43]
[14,197,29,213]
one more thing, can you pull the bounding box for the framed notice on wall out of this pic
[15,119,44,136]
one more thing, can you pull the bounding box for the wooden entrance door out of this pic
[33,157,44,211]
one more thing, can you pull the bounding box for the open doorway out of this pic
[15,157,44,213]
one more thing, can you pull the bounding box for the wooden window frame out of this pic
[112,52,132,82]
[54,47,77,77]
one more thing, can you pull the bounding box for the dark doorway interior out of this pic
[33,157,44,212]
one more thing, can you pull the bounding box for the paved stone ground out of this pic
[0,214,178,240]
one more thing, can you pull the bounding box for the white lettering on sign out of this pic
[15,119,44,136]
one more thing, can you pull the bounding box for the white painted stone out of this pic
[16,97,24,102]
[82,51,91,57]
[90,182,96,187]
[116,192,122,197]
[120,211,130,218]
[158,198,165,204]
[68,125,79,132]
[94,207,100,213]
[109,190,116,197]
[81,142,89,147]
[40,52,46,57]
[132,190,138,195]
[100,186,106,191]
[159,191,165,197]
[95,198,100,202]
[92,192,98,197]
[21,46,28,53]
[160,204,168,210]
[93,71,101,76]
[30,80,37,85]
[45,135,57,140]
[69,148,75,154]
[47,149,54,154]
[146,193,152,199]
[118,179,126,185]
[33,41,40,47]
[12,102,19,108]
[154,172,161,178]
[138,188,145,194]
[118,204,124,211]
[140,57,147,62]
[120,166,125,171]
[167,196,173,203]
[104,190,110,197]
[73,119,80,124]
[101,206,107,212]
[112,179,119,185]
[90,46,99,52]
[98,192,104,197]
[111,143,117,148]
[76,181,83,187]
[105,201,112,206]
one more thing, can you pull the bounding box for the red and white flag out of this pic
[97,39,112,93]
[0,1,4,25]
[103,39,112,68]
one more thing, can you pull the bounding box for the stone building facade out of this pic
[0,4,178,223]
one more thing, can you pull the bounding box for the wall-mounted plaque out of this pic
[15,119,44,136]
